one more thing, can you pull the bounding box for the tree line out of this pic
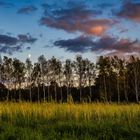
[0,55,140,103]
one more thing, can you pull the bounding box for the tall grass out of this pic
[0,102,140,139]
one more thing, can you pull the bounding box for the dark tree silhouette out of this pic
[0,55,139,103]
[26,58,33,102]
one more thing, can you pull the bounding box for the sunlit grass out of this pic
[0,102,140,122]
[0,102,140,139]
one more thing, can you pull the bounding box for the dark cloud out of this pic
[41,3,50,9]
[53,35,140,56]
[54,36,94,53]
[117,1,140,22]
[91,36,140,56]
[17,5,37,14]
[0,34,37,55]
[41,17,113,36]
[40,2,115,36]
[0,35,18,45]
[0,34,37,45]
[0,45,22,55]
[98,3,114,9]
[0,1,14,8]
[26,47,31,50]
[18,34,37,43]
[51,5,102,18]
[92,36,139,55]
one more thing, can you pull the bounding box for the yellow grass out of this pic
[0,102,140,122]
[0,102,140,139]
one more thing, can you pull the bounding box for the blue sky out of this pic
[0,0,140,62]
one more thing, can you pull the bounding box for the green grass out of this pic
[0,102,140,139]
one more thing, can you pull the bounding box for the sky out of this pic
[0,0,140,62]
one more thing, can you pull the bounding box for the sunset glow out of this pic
[90,26,106,36]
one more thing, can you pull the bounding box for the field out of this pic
[0,103,140,140]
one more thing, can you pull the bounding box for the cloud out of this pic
[92,36,139,56]
[18,34,37,43]
[0,34,37,55]
[0,45,22,55]
[53,35,140,56]
[0,34,36,45]
[0,35,18,45]
[40,2,115,36]
[98,3,114,9]
[54,36,94,53]
[17,5,37,14]
[117,1,140,22]
[89,25,108,36]
[26,47,31,50]
[0,1,14,8]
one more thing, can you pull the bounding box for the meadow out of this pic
[0,102,140,140]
